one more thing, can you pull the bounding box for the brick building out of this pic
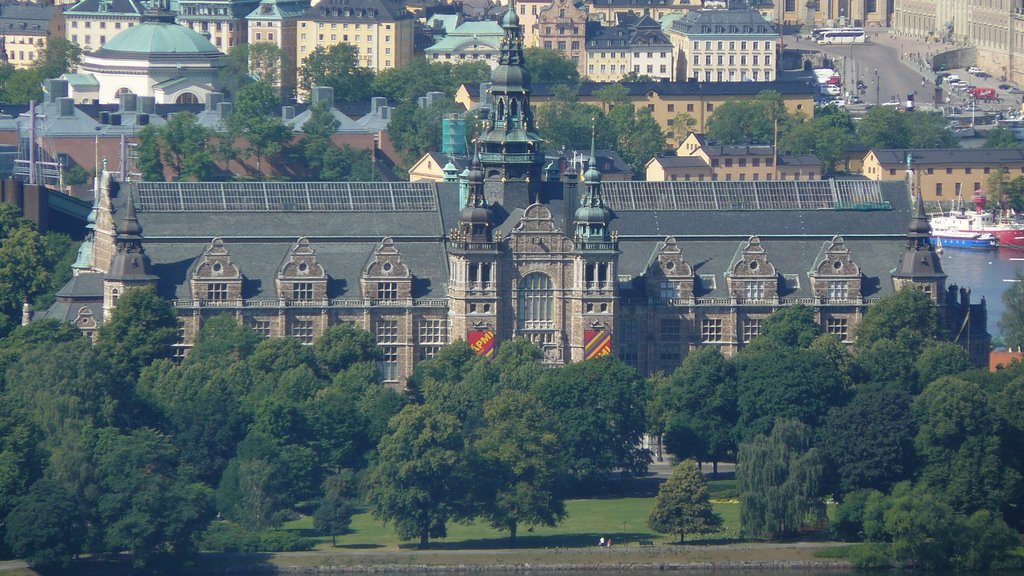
[43,0,990,385]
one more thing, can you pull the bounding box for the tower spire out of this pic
[575,121,610,241]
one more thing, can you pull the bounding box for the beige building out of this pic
[296,0,414,72]
[586,14,675,82]
[0,3,63,68]
[513,0,546,46]
[63,0,143,54]
[667,9,779,83]
[862,148,1024,202]
[893,0,1024,84]
[246,0,308,97]
[176,0,259,52]
[587,0,699,25]
[772,0,892,27]
[536,0,587,72]
[646,132,822,182]
[456,79,815,142]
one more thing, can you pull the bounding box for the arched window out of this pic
[114,87,132,97]
[510,98,519,119]
[110,287,120,305]
[518,272,553,329]
[176,92,199,104]
[497,98,505,120]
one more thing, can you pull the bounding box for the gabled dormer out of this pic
[809,235,862,303]
[361,238,412,302]
[276,237,327,303]
[190,238,243,304]
[646,236,694,302]
[727,236,778,303]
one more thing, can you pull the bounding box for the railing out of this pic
[451,241,499,251]
[173,296,450,309]
[575,240,618,251]
[478,152,545,164]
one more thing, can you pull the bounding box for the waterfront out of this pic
[940,245,1024,338]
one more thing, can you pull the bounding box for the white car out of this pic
[967,66,981,74]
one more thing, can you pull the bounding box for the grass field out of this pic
[284,480,742,551]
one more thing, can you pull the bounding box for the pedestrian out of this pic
[599,537,606,547]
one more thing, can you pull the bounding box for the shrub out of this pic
[831,489,880,541]
[849,543,892,569]
[199,522,314,553]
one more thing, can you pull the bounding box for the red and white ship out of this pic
[929,195,1024,249]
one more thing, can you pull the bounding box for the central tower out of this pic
[476,0,545,209]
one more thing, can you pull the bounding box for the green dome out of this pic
[102,22,218,54]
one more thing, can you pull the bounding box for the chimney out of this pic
[138,113,150,125]
[57,97,75,117]
[218,102,233,116]
[370,96,386,114]
[312,86,335,106]
[119,92,137,114]
[110,113,122,126]
[206,91,224,111]
[44,78,69,103]
[282,105,296,120]
[380,106,390,120]
[99,110,110,124]
[138,95,155,114]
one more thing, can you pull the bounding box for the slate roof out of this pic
[246,0,309,20]
[650,156,710,168]
[870,148,1024,165]
[63,0,145,17]
[0,2,56,34]
[302,0,411,23]
[670,9,779,37]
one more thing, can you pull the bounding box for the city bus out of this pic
[817,28,866,44]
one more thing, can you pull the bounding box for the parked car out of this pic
[976,71,992,78]
[1010,87,1024,94]
[856,79,867,90]
[999,83,1012,90]
[967,66,981,74]
[947,74,961,83]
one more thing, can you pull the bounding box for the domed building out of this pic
[64,5,224,105]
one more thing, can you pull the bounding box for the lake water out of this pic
[940,245,1024,339]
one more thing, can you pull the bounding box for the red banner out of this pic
[468,331,495,357]
[584,330,612,359]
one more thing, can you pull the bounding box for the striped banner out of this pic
[468,331,495,357]
[584,330,612,359]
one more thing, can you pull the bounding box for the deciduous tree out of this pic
[4,479,85,571]
[648,459,723,542]
[96,286,177,382]
[523,48,579,86]
[298,44,374,104]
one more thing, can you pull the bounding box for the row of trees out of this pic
[138,82,374,182]
[0,39,81,105]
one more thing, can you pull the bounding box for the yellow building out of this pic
[64,0,144,53]
[666,9,779,83]
[646,132,821,182]
[296,0,414,74]
[862,148,1024,202]
[456,79,815,142]
[176,0,260,52]
[536,0,587,73]
[246,0,308,97]
[514,0,547,47]
[0,3,63,68]
[773,0,891,27]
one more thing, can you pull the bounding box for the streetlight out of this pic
[874,68,880,106]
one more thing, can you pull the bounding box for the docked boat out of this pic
[927,228,997,249]
[929,195,1024,248]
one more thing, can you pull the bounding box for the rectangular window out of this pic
[661,318,682,341]
[827,280,849,300]
[417,319,447,345]
[289,319,315,344]
[936,183,943,196]
[826,318,849,340]
[207,282,229,301]
[744,281,764,300]
[701,318,723,343]
[379,346,398,381]
[376,319,399,344]
[289,282,312,300]
[377,282,398,300]
[742,318,761,343]
[252,319,272,338]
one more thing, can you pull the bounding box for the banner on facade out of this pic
[584,330,612,359]
[468,331,495,357]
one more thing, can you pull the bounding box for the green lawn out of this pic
[285,485,742,551]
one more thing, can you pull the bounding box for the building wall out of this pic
[66,13,136,53]
[3,11,63,68]
[861,152,1024,202]
[669,29,778,82]
[774,0,892,26]
[176,0,256,52]
[516,0,546,47]
[536,0,587,73]
[296,14,413,72]
[586,0,699,25]
[247,18,299,96]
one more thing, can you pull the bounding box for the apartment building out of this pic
[587,0,699,24]
[295,0,414,73]
[456,79,815,141]
[667,9,779,83]
[536,0,586,72]
[646,132,821,182]
[246,0,309,96]
[585,14,674,81]
[63,0,142,53]
[0,2,62,68]
[513,0,545,46]
[176,0,258,52]
[893,0,1023,84]
[862,148,1024,202]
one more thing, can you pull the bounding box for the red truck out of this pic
[971,87,997,100]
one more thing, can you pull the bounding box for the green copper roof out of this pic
[101,22,218,54]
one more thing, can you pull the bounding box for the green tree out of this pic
[156,111,214,181]
[247,42,290,90]
[227,81,293,176]
[35,38,82,79]
[706,100,775,145]
[658,346,737,472]
[737,419,826,539]
[534,89,607,152]
[96,286,178,381]
[532,356,649,489]
[472,391,566,542]
[4,479,85,571]
[818,389,916,498]
[302,101,340,178]
[857,106,908,149]
[779,110,856,174]
[881,486,959,570]
[906,111,958,148]
[985,126,1020,148]
[313,322,380,375]
[1000,269,1024,349]
[137,125,166,181]
[853,286,941,351]
[188,313,260,363]
[372,59,489,102]
[647,459,723,542]
[365,404,468,547]
[313,492,355,546]
[0,224,53,331]
[298,44,374,104]
[388,98,462,165]
[91,427,215,570]
[0,396,44,549]
[523,48,580,86]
